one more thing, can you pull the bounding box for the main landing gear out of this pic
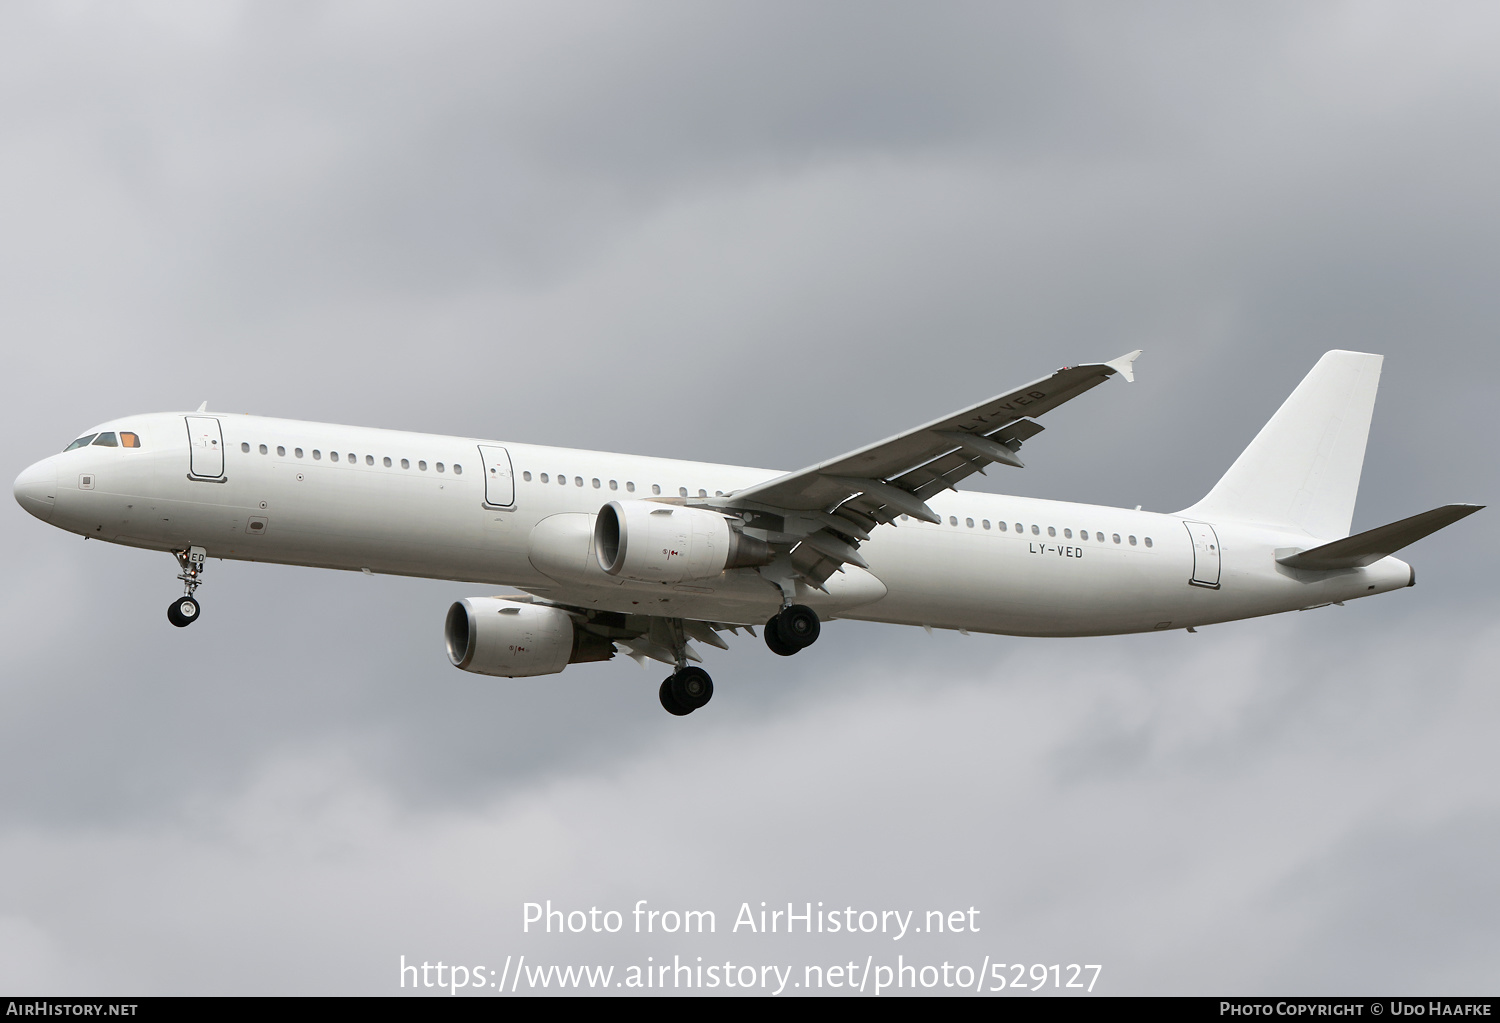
[764,604,820,657]
[655,609,820,717]
[659,666,714,716]
[167,546,207,628]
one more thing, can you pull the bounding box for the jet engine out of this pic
[445,598,613,678]
[593,501,771,584]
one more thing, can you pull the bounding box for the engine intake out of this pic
[593,501,771,584]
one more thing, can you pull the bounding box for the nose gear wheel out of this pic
[167,595,201,628]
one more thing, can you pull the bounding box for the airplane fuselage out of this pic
[16,411,1413,638]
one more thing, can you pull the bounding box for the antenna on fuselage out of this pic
[195,401,208,413]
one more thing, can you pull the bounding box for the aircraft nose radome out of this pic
[13,458,56,523]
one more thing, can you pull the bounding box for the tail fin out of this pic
[1178,351,1383,539]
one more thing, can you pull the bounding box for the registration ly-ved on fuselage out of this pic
[12,351,1480,715]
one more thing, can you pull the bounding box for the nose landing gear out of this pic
[765,604,820,656]
[168,547,207,628]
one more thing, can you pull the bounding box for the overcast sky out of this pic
[2,1,1497,996]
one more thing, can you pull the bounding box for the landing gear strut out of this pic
[765,604,820,656]
[660,666,714,716]
[168,546,207,628]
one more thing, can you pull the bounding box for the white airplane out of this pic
[12,350,1480,716]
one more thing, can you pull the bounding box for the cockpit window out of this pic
[64,434,98,451]
[92,432,118,447]
[121,432,140,448]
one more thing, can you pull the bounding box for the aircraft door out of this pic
[478,445,515,507]
[1184,520,1221,588]
[185,416,225,480]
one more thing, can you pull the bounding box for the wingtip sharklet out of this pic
[1103,350,1142,383]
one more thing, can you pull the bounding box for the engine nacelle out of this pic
[593,501,771,584]
[445,598,613,678]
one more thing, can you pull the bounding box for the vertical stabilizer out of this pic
[1178,351,1382,539]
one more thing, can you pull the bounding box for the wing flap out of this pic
[518,598,749,666]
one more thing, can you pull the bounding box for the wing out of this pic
[709,351,1141,586]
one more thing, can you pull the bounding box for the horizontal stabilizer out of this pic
[1276,504,1483,570]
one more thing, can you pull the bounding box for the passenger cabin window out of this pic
[277,446,286,456]
[383,457,392,467]
[453,464,462,475]
[295,448,304,458]
[998,521,1007,531]
[523,471,532,481]
[436,462,445,473]
[313,450,322,460]
[539,473,549,483]
[679,487,688,498]
[260,444,269,455]
[418,460,427,471]
[652,485,661,495]
[1145,537,1154,548]
[366,455,375,466]
[626,482,635,493]
[241,442,251,453]
[347,453,356,464]
[401,458,409,469]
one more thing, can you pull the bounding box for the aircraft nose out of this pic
[13,457,57,523]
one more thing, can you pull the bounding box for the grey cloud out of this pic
[1,1,1497,994]
[1,605,1495,993]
